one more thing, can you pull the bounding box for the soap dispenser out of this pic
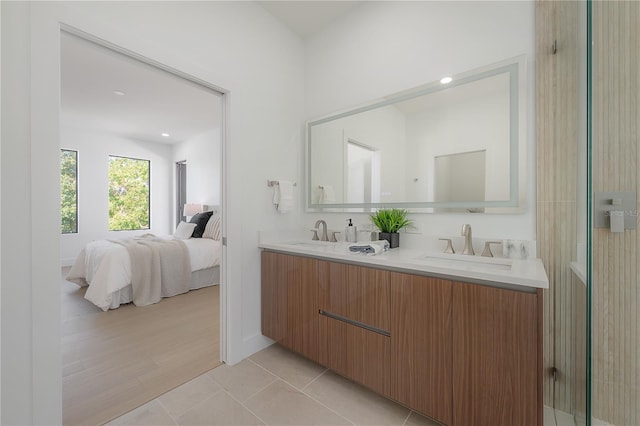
[345,219,357,243]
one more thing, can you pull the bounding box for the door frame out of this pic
[59,22,230,367]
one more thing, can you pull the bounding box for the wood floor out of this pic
[61,268,221,426]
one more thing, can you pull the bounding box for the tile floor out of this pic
[109,342,576,426]
[107,343,441,426]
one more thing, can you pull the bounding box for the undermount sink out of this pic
[412,253,513,271]
[284,240,336,250]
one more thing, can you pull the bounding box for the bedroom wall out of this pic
[303,1,536,241]
[1,1,305,423]
[172,128,222,220]
[59,126,174,265]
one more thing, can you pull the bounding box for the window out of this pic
[108,155,150,231]
[60,149,78,234]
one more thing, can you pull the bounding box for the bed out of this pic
[66,212,221,311]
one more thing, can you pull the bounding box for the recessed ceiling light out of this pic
[161,133,170,137]
[440,77,453,84]
[113,90,126,96]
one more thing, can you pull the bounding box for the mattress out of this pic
[66,236,221,310]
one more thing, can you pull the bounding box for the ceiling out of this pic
[60,2,357,145]
[258,1,361,38]
[60,32,222,145]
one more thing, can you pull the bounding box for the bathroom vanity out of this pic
[260,240,547,426]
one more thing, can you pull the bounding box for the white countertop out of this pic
[258,239,549,290]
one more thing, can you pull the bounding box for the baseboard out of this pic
[243,333,274,360]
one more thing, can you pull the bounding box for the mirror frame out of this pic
[305,55,527,213]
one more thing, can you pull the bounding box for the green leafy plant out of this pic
[369,208,413,233]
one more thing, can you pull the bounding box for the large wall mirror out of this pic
[306,56,527,213]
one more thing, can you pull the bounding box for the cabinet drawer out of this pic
[319,315,391,398]
[318,260,390,331]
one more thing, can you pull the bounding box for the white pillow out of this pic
[203,215,221,240]
[174,221,197,239]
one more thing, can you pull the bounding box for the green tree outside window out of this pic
[108,156,150,231]
[60,149,78,234]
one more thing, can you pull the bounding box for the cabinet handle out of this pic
[319,309,390,337]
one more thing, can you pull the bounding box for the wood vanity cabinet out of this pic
[390,273,453,425]
[261,251,319,362]
[452,282,540,426]
[318,261,391,397]
[261,251,542,426]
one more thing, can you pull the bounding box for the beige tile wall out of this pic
[538,1,640,423]
[536,0,581,413]
[591,1,640,424]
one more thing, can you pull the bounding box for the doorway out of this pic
[59,26,227,425]
[345,139,380,204]
[176,161,187,226]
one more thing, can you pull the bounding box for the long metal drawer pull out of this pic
[319,309,391,337]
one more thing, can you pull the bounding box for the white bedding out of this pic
[67,236,221,311]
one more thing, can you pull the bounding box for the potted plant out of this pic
[369,208,413,248]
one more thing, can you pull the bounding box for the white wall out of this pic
[1,4,32,422]
[0,3,3,419]
[310,104,406,204]
[59,126,174,265]
[304,1,536,241]
[405,89,510,203]
[1,1,305,423]
[172,128,222,218]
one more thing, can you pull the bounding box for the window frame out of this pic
[108,154,151,231]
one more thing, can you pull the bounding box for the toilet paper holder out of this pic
[594,191,637,232]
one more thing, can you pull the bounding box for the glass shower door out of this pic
[588,1,640,425]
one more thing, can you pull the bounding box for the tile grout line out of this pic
[228,371,279,404]
[249,353,420,426]
[400,410,412,426]
[220,388,270,426]
[159,376,226,424]
[246,359,354,425]
[297,369,413,426]
[295,387,356,426]
[300,367,329,391]
[154,398,180,426]
[246,356,325,394]
[247,353,328,393]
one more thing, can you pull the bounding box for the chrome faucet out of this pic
[314,220,329,241]
[461,224,475,255]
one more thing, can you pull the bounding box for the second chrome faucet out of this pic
[461,223,474,255]
[441,224,500,257]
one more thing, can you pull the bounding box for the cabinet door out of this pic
[261,251,287,343]
[261,251,319,362]
[390,273,453,425]
[452,282,538,426]
[319,260,390,331]
[318,315,391,397]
